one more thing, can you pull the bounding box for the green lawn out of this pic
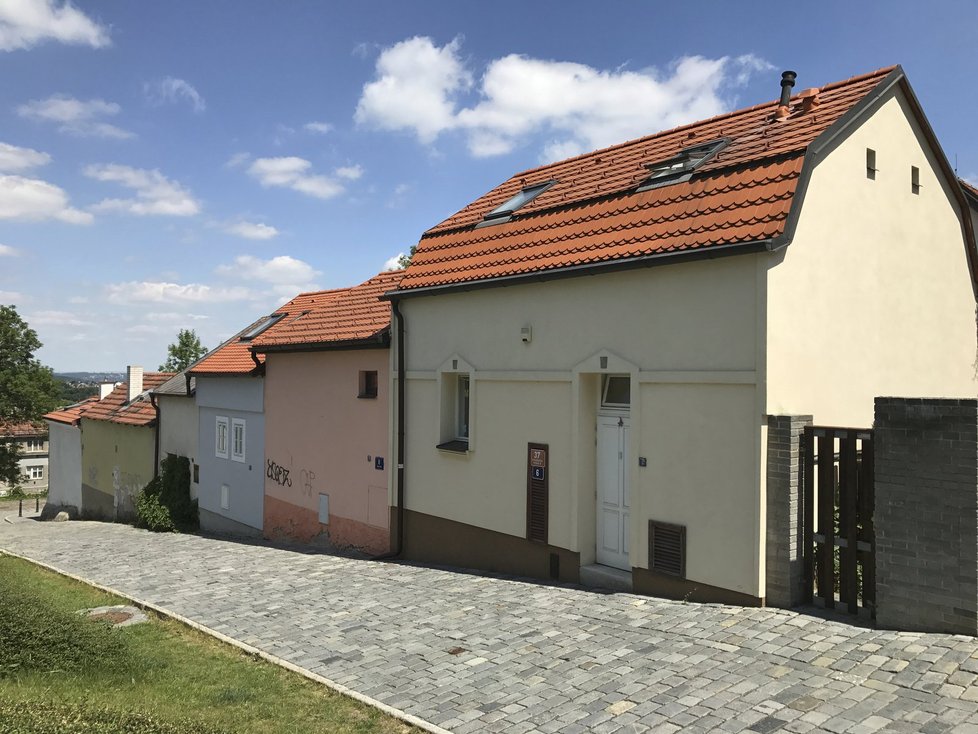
[0,555,413,734]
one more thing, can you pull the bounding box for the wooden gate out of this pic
[801,426,875,617]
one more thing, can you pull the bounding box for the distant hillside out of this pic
[54,372,125,383]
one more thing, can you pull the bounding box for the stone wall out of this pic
[765,414,812,608]
[874,398,978,635]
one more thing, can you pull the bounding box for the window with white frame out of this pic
[26,465,43,480]
[24,439,44,452]
[215,416,229,459]
[437,371,471,452]
[456,374,470,440]
[231,418,246,462]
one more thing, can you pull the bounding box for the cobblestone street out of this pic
[4,516,978,733]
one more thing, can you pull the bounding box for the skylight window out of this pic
[481,180,555,224]
[638,138,729,191]
[239,313,285,341]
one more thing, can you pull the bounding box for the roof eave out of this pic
[252,330,391,354]
[384,239,773,301]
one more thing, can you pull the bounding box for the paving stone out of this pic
[5,518,978,733]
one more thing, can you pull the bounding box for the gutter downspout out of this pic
[150,393,161,478]
[373,298,406,560]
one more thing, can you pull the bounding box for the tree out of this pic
[397,245,418,269]
[0,306,60,490]
[159,329,207,372]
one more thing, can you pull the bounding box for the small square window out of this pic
[231,419,246,463]
[215,416,229,459]
[358,370,379,399]
[26,465,43,480]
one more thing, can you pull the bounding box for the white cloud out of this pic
[25,309,92,327]
[68,296,88,304]
[303,121,333,134]
[0,290,24,302]
[0,142,51,172]
[0,0,109,52]
[0,173,92,224]
[225,221,279,240]
[106,281,252,305]
[0,244,19,256]
[84,163,200,216]
[144,311,208,322]
[356,37,772,160]
[225,152,250,169]
[335,164,363,180]
[963,173,978,189]
[144,77,205,113]
[17,94,133,139]
[355,36,471,144]
[247,156,344,200]
[384,253,405,271]
[216,254,319,285]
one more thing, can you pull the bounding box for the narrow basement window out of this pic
[911,166,921,195]
[358,370,379,399]
[480,181,555,225]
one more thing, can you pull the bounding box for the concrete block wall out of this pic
[766,414,812,608]
[874,397,978,635]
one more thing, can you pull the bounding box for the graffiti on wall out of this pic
[266,459,292,487]
[299,469,315,497]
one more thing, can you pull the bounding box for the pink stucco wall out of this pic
[262,349,390,554]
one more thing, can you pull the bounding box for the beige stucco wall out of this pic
[80,418,155,517]
[263,349,390,552]
[400,256,766,595]
[767,88,977,427]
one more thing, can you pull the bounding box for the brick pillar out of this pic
[875,398,978,635]
[766,414,812,608]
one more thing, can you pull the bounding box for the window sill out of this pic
[357,393,378,400]
[436,439,469,454]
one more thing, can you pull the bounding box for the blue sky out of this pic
[1,0,976,371]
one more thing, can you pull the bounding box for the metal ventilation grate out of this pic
[649,520,686,578]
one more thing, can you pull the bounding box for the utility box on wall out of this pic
[526,443,548,544]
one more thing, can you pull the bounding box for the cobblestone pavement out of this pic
[4,518,978,734]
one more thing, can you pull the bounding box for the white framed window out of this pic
[437,356,475,453]
[601,374,631,409]
[24,439,44,452]
[215,416,229,459]
[26,465,43,480]
[231,418,246,463]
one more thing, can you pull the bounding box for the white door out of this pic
[596,415,630,570]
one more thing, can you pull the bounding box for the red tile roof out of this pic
[0,421,47,437]
[396,67,897,292]
[43,397,99,427]
[961,178,978,201]
[79,373,173,427]
[186,291,348,375]
[252,270,404,350]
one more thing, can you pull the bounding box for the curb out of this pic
[0,548,453,734]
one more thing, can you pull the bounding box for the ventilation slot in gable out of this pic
[649,520,686,578]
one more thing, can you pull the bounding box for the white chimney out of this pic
[127,365,144,402]
[98,382,115,400]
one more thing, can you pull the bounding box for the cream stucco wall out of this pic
[263,349,390,550]
[399,256,766,595]
[80,418,155,517]
[767,88,977,426]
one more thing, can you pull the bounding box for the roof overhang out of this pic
[382,239,772,301]
[252,331,391,354]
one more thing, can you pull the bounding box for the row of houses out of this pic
[43,65,978,606]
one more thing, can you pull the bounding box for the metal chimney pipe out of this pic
[779,71,797,107]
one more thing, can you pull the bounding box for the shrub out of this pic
[134,455,198,532]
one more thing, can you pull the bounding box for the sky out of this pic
[1,0,976,371]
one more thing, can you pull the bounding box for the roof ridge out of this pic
[505,66,897,181]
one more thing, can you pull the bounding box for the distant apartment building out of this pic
[0,423,49,495]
